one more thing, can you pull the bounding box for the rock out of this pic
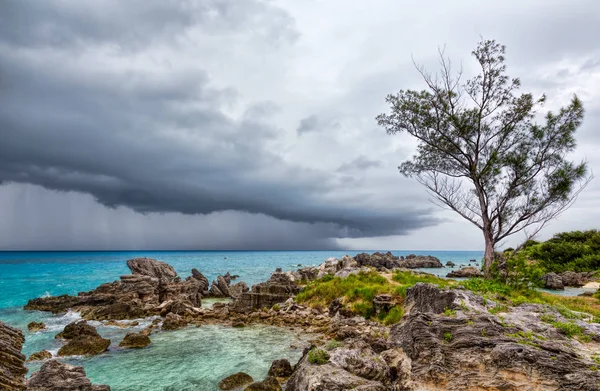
[27,350,52,362]
[27,321,47,332]
[372,294,394,316]
[229,281,250,299]
[400,254,443,268]
[446,261,456,267]
[119,332,151,348]
[244,376,281,391]
[24,294,80,314]
[285,267,318,283]
[126,257,179,283]
[560,271,595,287]
[162,313,187,331]
[446,267,484,278]
[231,271,300,312]
[469,259,477,262]
[268,359,294,378]
[218,372,254,390]
[354,252,401,270]
[27,360,110,391]
[56,321,111,356]
[190,268,210,291]
[0,320,27,390]
[328,298,344,317]
[403,283,457,316]
[542,272,565,290]
[210,275,232,297]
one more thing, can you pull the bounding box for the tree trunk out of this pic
[483,231,495,278]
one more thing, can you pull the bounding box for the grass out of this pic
[443,332,453,343]
[307,348,329,365]
[324,340,341,350]
[296,270,449,324]
[552,321,584,338]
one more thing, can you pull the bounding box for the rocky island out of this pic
[4,251,600,390]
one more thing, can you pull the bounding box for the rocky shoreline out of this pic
[3,252,600,390]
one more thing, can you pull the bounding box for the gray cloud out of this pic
[337,156,382,173]
[296,115,319,134]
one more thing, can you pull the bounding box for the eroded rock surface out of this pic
[446,266,484,278]
[27,360,110,391]
[0,321,27,390]
[232,272,300,312]
[119,332,151,348]
[56,321,111,357]
[218,372,254,390]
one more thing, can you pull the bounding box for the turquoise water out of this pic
[0,250,484,390]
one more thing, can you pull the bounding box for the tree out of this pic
[377,39,591,276]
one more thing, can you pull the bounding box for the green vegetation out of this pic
[552,321,584,338]
[526,230,600,273]
[324,340,342,350]
[443,332,453,343]
[307,348,329,365]
[443,308,457,317]
[296,270,450,324]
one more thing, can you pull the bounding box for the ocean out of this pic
[0,250,483,390]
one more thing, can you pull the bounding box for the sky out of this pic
[1,0,599,251]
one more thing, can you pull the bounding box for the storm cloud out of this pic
[1,0,600,250]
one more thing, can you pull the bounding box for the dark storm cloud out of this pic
[296,115,319,134]
[0,0,438,243]
[337,156,382,173]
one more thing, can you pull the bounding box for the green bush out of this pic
[552,321,583,338]
[526,230,600,273]
[307,348,329,365]
[382,306,404,325]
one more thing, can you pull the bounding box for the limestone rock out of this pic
[56,321,111,356]
[218,372,254,390]
[372,294,394,316]
[24,294,79,314]
[560,271,595,287]
[190,268,210,292]
[126,257,179,282]
[27,360,110,391]
[354,252,401,270]
[542,272,565,290]
[244,376,281,391]
[0,320,27,390]
[119,332,151,348]
[232,272,300,312]
[400,254,443,268]
[27,350,52,362]
[446,266,484,278]
[162,312,187,331]
[210,275,232,297]
[56,320,99,340]
[229,281,250,299]
[27,321,47,332]
[268,359,294,378]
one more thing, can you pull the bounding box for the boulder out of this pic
[446,267,484,278]
[0,321,27,390]
[56,321,111,356]
[542,272,565,290]
[560,271,595,287]
[372,294,394,316]
[27,350,52,362]
[354,252,401,270]
[162,313,187,331]
[400,254,443,268]
[244,376,281,391]
[56,320,99,340]
[27,360,110,391]
[218,372,254,390]
[126,257,179,282]
[268,359,294,378]
[190,268,210,292]
[446,261,456,267]
[27,321,47,332]
[231,271,300,312]
[119,332,151,348]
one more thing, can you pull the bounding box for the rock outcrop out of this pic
[27,360,110,391]
[446,266,484,278]
[542,272,565,290]
[400,254,443,269]
[354,252,401,270]
[119,332,151,348]
[27,321,47,332]
[56,321,111,356]
[162,313,188,331]
[244,376,281,391]
[27,350,52,362]
[0,321,27,390]
[232,271,300,312]
[218,372,254,390]
[126,257,178,282]
[541,271,596,290]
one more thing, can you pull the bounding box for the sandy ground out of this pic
[583,281,600,289]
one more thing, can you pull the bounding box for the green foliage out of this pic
[382,306,404,325]
[527,230,600,273]
[307,348,329,365]
[271,304,281,311]
[443,308,457,317]
[502,251,545,290]
[324,340,342,350]
[552,321,583,338]
[443,332,453,343]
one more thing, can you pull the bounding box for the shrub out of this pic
[307,348,329,365]
[443,332,453,343]
[382,306,404,325]
[526,230,600,273]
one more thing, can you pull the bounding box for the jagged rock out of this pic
[403,283,457,315]
[284,267,319,283]
[27,350,52,362]
[244,376,281,391]
[268,359,294,378]
[210,275,231,297]
[218,372,254,390]
[119,332,151,348]
[542,272,565,290]
[400,254,443,268]
[56,321,111,356]
[190,268,210,291]
[372,294,394,316]
[126,257,179,282]
[162,313,187,331]
[446,266,484,278]
[329,298,344,317]
[560,271,595,287]
[27,321,47,332]
[229,281,250,299]
[354,252,401,270]
[285,348,387,391]
[24,294,80,314]
[232,271,300,312]
[0,321,27,390]
[27,360,110,391]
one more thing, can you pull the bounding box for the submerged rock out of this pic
[119,332,151,348]
[27,350,52,362]
[27,321,47,332]
[446,266,484,278]
[244,376,281,391]
[218,372,254,390]
[0,320,27,390]
[162,313,188,331]
[27,360,110,391]
[268,359,294,378]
